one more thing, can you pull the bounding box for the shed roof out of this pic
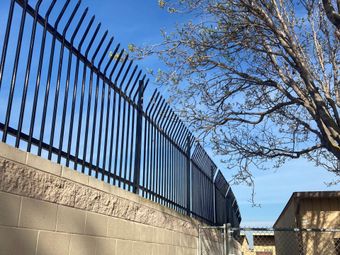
[273,191,340,227]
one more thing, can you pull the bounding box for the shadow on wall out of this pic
[299,206,340,255]
[199,228,224,255]
[0,189,203,255]
[275,203,340,255]
[0,194,37,255]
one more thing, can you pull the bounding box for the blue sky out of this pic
[0,0,338,227]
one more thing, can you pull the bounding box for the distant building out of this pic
[274,191,340,255]
[239,232,276,255]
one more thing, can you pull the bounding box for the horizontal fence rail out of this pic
[0,0,241,227]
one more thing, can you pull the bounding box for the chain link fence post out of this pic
[223,223,230,255]
[198,225,201,255]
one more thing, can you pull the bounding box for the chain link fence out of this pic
[198,225,340,255]
[198,225,243,255]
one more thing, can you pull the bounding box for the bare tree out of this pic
[322,0,340,37]
[132,0,340,185]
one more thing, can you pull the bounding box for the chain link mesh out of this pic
[199,226,340,255]
[198,226,225,255]
[234,228,340,255]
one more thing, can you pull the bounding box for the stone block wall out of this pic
[0,142,221,255]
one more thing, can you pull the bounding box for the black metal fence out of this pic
[214,171,241,227]
[0,0,241,226]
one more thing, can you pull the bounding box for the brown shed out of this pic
[274,191,340,255]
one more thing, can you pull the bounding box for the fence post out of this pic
[198,225,201,255]
[186,135,191,216]
[224,223,231,255]
[214,184,217,225]
[223,223,227,255]
[133,80,144,194]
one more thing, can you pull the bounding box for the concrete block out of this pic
[152,244,169,255]
[154,227,167,244]
[133,241,153,255]
[26,153,61,176]
[0,225,38,255]
[88,176,110,193]
[168,245,176,255]
[37,231,70,255]
[101,182,112,193]
[181,234,197,248]
[109,184,140,204]
[190,236,198,249]
[42,174,76,207]
[137,223,154,243]
[134,222,142,241]
[69,235,96,255]
[85,212,108,237]
[95,237,116,255]
[57,205,86,234]
[0,142,27,164]
[176,246,184,255]
[19,197,57,231]
[62,166,88,185]
[0,191,21,226]
[183,248,196,255]
[74,185,99,211]
[163,229,173,245]
[116,239,133,255]
[108,217,137,240]
[1,163,46,200]
[172,230,181,246]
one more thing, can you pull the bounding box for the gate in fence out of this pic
[0,0,241,227]
[198,225,340,255]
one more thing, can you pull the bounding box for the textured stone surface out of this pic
[43,174,76,206]
[0,155,198,237]
[1,160,46,199]
[0,146,230,255]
